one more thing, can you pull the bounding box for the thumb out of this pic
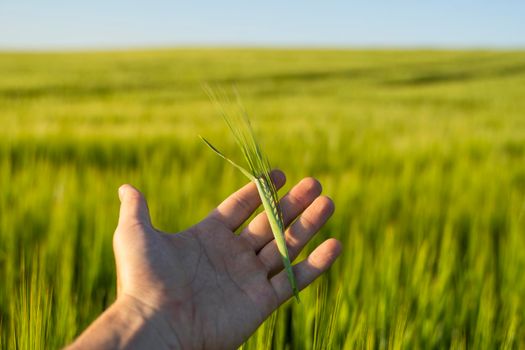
[117,184,153,228]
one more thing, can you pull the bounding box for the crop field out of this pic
[1,49,525,349]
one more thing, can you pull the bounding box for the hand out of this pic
[69,170,341,350]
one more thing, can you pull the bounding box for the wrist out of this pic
[68,295,183,349]
[114,294,184,349]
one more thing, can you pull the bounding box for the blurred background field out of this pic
[1,49,525,348]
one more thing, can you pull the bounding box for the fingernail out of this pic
[118,186,126,202]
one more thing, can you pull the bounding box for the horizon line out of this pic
[1,43,525,54]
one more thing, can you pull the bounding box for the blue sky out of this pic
[0,1,524,50]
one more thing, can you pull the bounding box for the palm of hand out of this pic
[113,171,341,349]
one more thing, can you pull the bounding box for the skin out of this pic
[68,170,342,350]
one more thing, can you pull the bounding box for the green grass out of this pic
[1,48,525,349]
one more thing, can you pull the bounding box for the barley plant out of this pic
[200,88,299,301]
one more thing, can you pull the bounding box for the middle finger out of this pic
[239,177,322,251]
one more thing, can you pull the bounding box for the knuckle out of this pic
[232,193,252,212]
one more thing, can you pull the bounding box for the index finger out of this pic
[207,169,286,231]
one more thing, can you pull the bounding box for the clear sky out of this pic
[1,0,524,50]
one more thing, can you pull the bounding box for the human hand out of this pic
[69,170,341,350]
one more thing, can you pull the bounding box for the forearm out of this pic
[66,295,181,350]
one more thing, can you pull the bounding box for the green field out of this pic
[1,49,525,349]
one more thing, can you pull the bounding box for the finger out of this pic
[240,177,322,251]
[270,238,342,305]
[207,169,286,231]
[117,184,152,229]
[258,196,335,275]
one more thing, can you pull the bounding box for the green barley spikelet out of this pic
[200,87,300,302]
